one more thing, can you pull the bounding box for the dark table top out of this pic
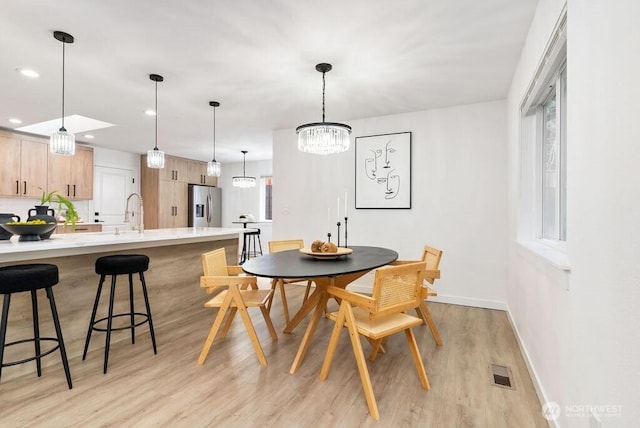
[241,245,398,279]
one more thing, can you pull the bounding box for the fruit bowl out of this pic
[0,222,57,241]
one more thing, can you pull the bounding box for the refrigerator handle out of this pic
[206,194,211,224]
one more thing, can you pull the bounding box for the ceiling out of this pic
[0,0,537,163]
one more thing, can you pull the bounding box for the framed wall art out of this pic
[355,131,411,209]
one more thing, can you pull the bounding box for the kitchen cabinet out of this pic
[0,133,48,198]
[187,160,217,186]
[56,223,103,233]
[141,154,188,229]
[160,156,188,182]
[47,145,94,200]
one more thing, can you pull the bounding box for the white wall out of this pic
[218,158,272,246]
[273,100,508,308]
[507,1,640,426]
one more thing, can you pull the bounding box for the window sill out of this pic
[517,240,571,272]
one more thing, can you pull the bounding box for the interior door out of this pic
[94,166,133,225]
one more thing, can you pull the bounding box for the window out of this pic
[519,9,567,247]
[260,176,272,221]
[541,64,567,241]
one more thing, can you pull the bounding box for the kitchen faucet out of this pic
[124,192,144,233]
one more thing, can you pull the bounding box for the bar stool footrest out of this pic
[1,337,61,367]
[90,313,151,332]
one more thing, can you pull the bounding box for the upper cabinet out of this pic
[47,145,94,200]
[187,160,217,186]
[160,156,188,182]
[0,133,48,198]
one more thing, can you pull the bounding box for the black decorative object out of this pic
[0,213,20,240]
[27,206,57,239]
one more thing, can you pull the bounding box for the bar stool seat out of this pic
[83,254,157,373]
[0,264,72,389]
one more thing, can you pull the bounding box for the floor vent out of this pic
[490,364,515,390]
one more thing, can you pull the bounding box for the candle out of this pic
[337,197,340,222]
[327,207,330,232]
[344,191,348,218]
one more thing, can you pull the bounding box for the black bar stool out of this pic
[0,264,72,389]
[240,228,263,264]
[82,254,157,373]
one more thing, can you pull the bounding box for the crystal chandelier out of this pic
[147,74,165,169]
[296,63,351,155]
[232,150,256,188]
[50,31,76,156]
[207,101,221,177]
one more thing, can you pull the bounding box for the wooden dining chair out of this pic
[197,248,277,366]
[319,261,430,420]
[266,239,313,325]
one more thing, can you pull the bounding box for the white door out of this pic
[94,166,134,225]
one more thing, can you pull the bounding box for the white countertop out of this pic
[0,227,248,263]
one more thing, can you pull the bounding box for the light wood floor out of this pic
[0,285,548,427]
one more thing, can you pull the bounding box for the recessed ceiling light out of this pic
[8,118,22,124]
[145,109,156,116]
[16,68,40,78]
[84,134,95,139]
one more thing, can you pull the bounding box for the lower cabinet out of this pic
[56,223,103,233]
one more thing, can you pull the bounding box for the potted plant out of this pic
[38,188,80,229]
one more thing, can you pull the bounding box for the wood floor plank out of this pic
[0,284,548,427]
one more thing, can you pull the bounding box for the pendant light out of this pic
[296,63,351,155]
[207,101,221,177]
[50,31,76,156]
[147,74,165,169]
[232,150,256,188]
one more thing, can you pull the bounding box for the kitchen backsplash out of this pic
[0,198,93,223]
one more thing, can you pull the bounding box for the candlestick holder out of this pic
[327,232,331,243]
[336,221,341,247]
[344,217,348,248]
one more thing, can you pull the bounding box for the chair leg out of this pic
[139,272,157,354]
[129,273,135,345]
[30,290,42,377]
[104,275,117,374]
[303,280,312,303]
[320,301,347,381]
[220,308,237,338]
[47,287,72,389]
[266,279,278,313]
[418,301,443,346]
[405,328,430,390]
[197,292,233,365]
[367,338,382,361]
[344,304,379,420]
[0,294,10,381]
[259,306,278,340]
[232,289,267,366]
[83,275,105,360]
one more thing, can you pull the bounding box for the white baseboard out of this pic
[505,305,554,427]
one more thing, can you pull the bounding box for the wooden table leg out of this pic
[283,284,322,333]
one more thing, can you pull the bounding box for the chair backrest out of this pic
[420,245,443,284]
[268,239,304,253]
[201,248,229,276]
[370,261,426,318]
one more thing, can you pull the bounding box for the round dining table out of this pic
[242,245,398,373]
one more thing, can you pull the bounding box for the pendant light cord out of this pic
[322,70,326,122]
[213,106,216,161]
[154,80,158,150]
[61,41,66,130]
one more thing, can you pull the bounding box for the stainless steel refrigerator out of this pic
[188,185,222,227]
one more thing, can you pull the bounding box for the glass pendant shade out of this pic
[50,31,75,156]
[297,122,351,155]
[147,147,165,168]
[50,127,76,155]
[207,160,221,177]
[232,150,256,188]
[297,63,351,155]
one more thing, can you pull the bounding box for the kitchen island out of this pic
[0,227,247,381]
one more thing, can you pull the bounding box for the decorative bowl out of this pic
[299,247,353,260]
[0,223,57,242]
